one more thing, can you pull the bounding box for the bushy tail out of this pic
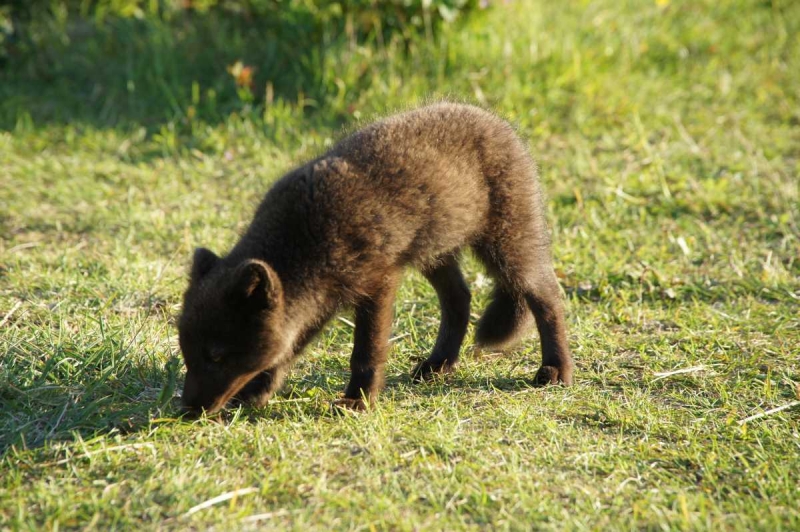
[474,286,534,350]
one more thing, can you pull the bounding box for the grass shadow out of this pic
[0,333,182,456]
[0,6,364,131]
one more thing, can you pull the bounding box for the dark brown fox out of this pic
[178,102,573,415]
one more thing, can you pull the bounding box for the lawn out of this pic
[1,0,799,530]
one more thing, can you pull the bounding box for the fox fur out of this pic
[178,102,573,414]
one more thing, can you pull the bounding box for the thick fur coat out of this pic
[178,102,573,414]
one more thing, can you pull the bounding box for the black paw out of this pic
[411,358,456,382]
[331,397,369,414]
[533,365,573,386]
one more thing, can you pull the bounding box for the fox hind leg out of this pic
[411,254,471,381]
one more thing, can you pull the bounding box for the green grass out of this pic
[1,0,799,529]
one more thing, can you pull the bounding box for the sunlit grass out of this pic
[1,0,798,529]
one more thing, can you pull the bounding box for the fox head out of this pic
[178,248,286,415]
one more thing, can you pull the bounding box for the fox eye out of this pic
[207,348,224,363]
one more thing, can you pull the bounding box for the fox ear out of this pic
[232,260,281,308]
[191,247,220,281]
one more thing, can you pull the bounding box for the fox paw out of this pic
[331,397,369,413]
[411,358,456,382]
[533,365,574,386]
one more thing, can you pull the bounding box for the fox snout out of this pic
[181,369,261,416]
[181,372,204,414]
[181,371,224,415]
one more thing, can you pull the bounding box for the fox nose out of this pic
[182,372,200,411]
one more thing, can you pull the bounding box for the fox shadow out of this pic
[1,314,570,456]
[233,358,559,421]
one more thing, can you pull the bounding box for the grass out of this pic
[1,0,799,529]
